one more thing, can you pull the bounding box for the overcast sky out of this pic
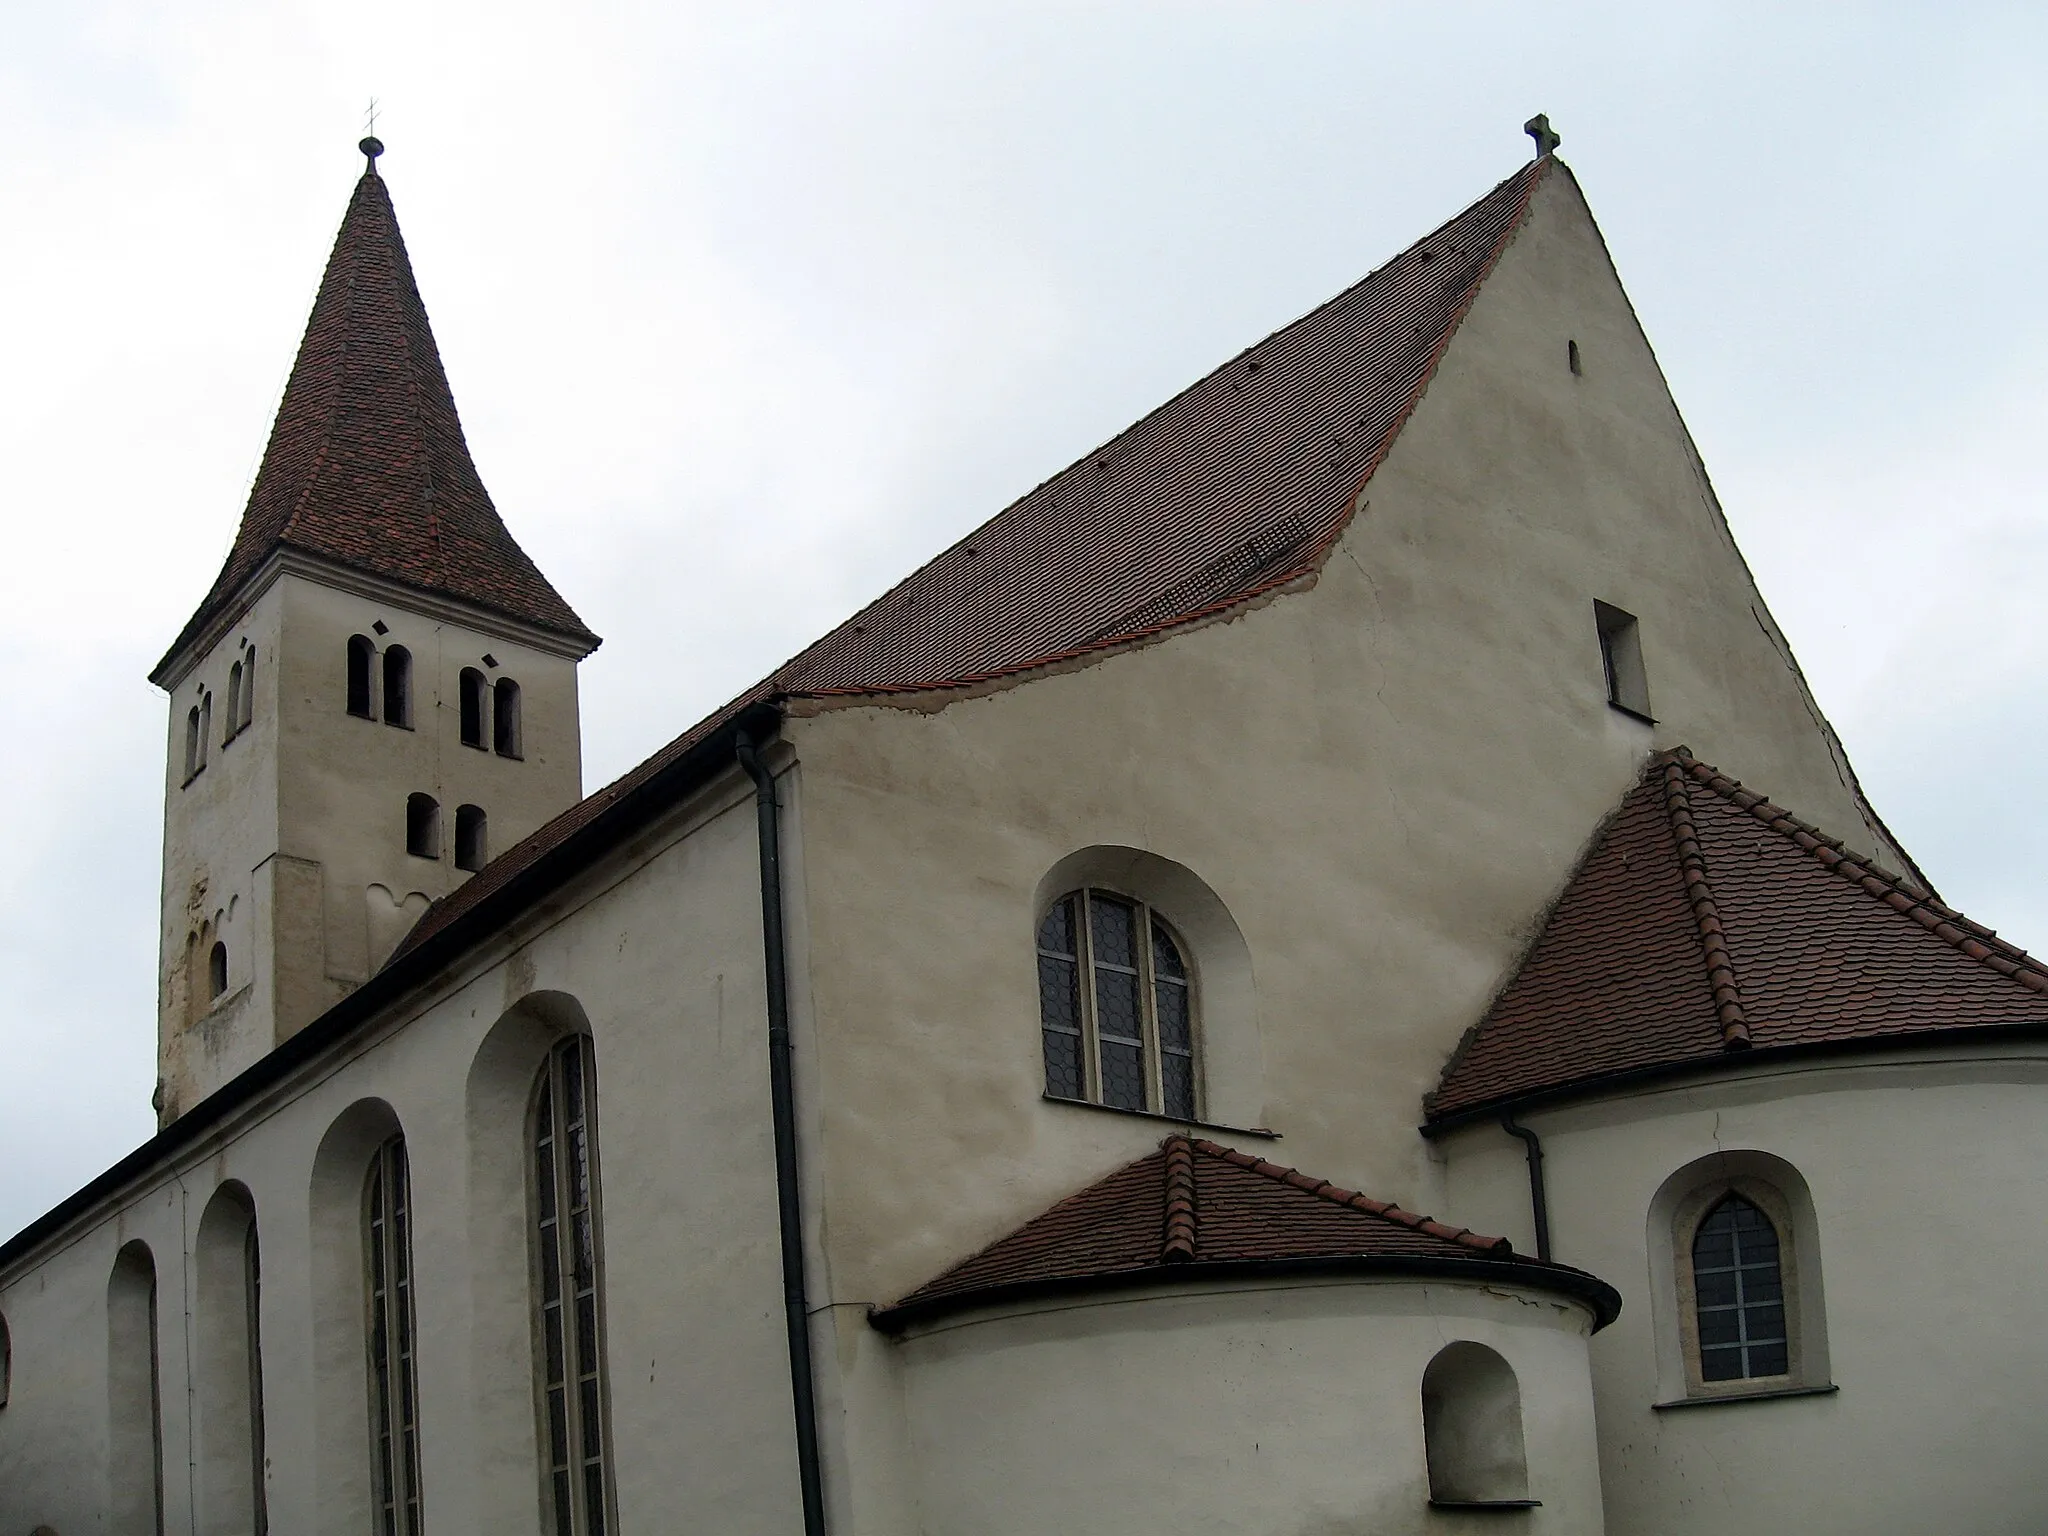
[3,1,2043,1235]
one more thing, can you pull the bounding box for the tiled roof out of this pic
[1429,750,2048,1120]
[871,1135,1620,1330]
[396,156,1555,957]
[156,160,596,678]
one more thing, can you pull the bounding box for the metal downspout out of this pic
[736,731,828,1535]
[1500,1113,1552,1262]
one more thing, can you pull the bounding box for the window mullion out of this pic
[553,1059,584,1536]
[1077,892,1101,1104]
[1137,904,1162,1114]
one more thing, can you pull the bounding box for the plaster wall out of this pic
[894,1277,1604,1535]
[1,772,803,1535]
[1435,1048,2048,1536]
[156,569,586,1119]
[783,162,1899,1344]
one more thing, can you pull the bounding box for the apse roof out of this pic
[1428,750,2048,1122]
[155,148,597,680]
[396,155,1557,957]
[870,1134,1620,1330]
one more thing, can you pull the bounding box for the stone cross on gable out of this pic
[1525,113,1561,157]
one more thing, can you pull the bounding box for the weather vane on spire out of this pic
[360,98,384,167]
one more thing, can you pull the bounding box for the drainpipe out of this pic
[735,730,828,1536]
[1499,1113,1551,1262]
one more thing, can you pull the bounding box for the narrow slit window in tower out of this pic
[209,941,228,999]
[494,678,522,759]
[225,661,244,743]
[383,646,413,729]
[347,636,375,718]
[454,804,487,872]
[459,668,488,750]
[406,794,440,859]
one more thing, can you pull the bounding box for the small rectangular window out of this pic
[1594,600,1652,721]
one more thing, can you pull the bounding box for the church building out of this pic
[3,125,2044,1535]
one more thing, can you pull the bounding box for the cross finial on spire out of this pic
[360,98,384,169]
[1524,113,1561,158]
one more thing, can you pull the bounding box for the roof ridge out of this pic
[1671,749,2048,998]
[1161,1135,1198,1263]
[1184,1137,1509,1255]
[1659,758,1754,1050]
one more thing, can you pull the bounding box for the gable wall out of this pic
[778,166,1903,1521]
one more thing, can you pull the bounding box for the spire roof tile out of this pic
[156,160,595,678]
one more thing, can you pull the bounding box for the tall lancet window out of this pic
[532,1035,613,1535]
[365,1136,425,1535]
[494,678,523,759]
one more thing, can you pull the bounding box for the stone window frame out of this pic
[1672,1178,1802,1397]
[1650,1151,1833,1405]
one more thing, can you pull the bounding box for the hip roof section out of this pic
[1429,750,2048,1120]
[872,1135,1618,1329]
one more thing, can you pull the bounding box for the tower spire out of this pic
[154,150,596,683]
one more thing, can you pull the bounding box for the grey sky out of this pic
[3,1,2043,1235]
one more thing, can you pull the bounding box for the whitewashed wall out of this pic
[1436,1044,2048,1536]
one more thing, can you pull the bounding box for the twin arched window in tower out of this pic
[1037,888,1198,1119]
[346,634,522,758]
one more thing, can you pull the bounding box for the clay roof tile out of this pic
[1429,749,2048,1119]
[156,159,596,679]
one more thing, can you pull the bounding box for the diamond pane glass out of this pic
[534,1036,611,1535]
[1162,1054,1195,1120]
[1090,894,1136,968]
[1100,1039,1146,1111]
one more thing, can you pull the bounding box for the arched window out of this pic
[1037,890,1197,1118]
[459,668,489,749]
[1690,1194,1787,1382]
[454,804,487,873]
[493,678,522,759]
[406,794,440,859]
[347,636,376,718]
[108,1240,165,1536]
[226,661,244,742]
[532,1034,613,1535]
[365,1136,424,1535]
[383,646,413,729]
[185,705,202,782]
[0,1307,11,1409]
[1421,1342,1531,1508]
[238,651,255,732]
[209,941,229,1000]
[199,691,212,768]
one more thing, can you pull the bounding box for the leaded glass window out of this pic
[1037,890,1198,1119]
[533,1035,613,1536]
[364,1136,424,1536]
[1691,1194,1788,1381]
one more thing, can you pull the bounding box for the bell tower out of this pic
[148,139,600,1122]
